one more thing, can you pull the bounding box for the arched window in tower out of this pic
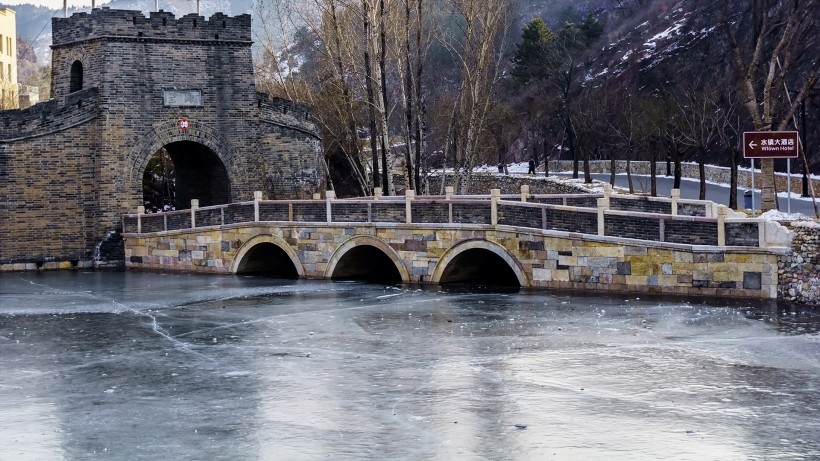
[69,61,84,93]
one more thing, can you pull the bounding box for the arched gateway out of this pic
[0,8,324,269]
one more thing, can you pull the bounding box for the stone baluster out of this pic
[445,186,454,200]
[253,191,262,222]
[491,189,500,226]
[137,206,144,234]
[520,185,530,203]
[325,190,336,223]
[374,187,383,200]
[671,188,680,215]
[405,189,415,224]
[597,196,609,237]
[717,206,727,246]
[190,199,199,229]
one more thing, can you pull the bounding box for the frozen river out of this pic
[1,271,819,460]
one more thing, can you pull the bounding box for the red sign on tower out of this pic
[179,118,190,130]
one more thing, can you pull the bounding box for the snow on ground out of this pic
[759,210,813,222]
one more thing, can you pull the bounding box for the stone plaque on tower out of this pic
[163,89,203,107]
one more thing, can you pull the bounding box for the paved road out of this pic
[555,172,819,217]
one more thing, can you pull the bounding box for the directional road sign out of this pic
[743,131,799,159]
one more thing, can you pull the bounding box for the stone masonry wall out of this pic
[123,223,782,300]
[778,224,820,304]
[551,160,815,196]
[426,173,588,195]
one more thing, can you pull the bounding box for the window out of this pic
[7,64,10,81]
[6,38,10,56]
[69,60,83,93]
[1,66,5,81]
[0,35,4,54]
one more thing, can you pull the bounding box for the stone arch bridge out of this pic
[123,188,792,300]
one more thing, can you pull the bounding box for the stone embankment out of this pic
[778,224,820,304]
[549,160,817,196]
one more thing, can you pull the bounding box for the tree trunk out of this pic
[403,0,415,192]
[650,157,657,197]
[362,0,380,193]
[610,156,616,186]
[626,157,633,194]
[378,0,390,194]
[698,150,706,200]
[674,157,682,189]
[729,147,739,209]
[413,0,425,194]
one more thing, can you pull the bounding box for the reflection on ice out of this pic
[0,272,819,460]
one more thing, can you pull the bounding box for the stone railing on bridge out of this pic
[122,186,789,249]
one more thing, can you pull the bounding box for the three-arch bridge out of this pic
[123,188,791,300]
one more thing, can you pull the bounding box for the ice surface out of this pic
[1,272,819,460]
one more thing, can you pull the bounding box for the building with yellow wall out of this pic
[0,8,17,109]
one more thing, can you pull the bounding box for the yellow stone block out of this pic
[625,275,648,286]
[558,255,577,267]
[58,261,73,269]
[551,270,570,282]
[658,275,679,287]
[712,270,741,282]
[630,262,656,276]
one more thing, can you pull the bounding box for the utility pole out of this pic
[91,0,95,8]
[63,0,67,18]
[197,0,201,15]
[156,1,159,12]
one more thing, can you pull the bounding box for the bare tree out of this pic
[722,0,819,211]
[439,0,514,193]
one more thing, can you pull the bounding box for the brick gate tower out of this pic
[0,8,323,270]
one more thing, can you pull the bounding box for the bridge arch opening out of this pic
[438,248,521,288]
[235,242,299,278]
[331,245,403,283]
[142,140,231,211]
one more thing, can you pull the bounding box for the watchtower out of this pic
[0,8,323,270]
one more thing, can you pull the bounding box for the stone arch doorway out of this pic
[142,140,231,211]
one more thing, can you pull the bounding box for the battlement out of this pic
[0,88,99,141]
[257,93,321,139]
[52,8,251,47]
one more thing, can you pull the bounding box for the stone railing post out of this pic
[597,197,609,236]
[405,189,415,224]
[491,189,501,226]
[520,184,530,203]
[137,206,144,233]
[254,191,262,222]
[190,199,199,229]
[717,206,727,246]
[445,186,454,200]
[312,193,321,200]
[325,190,336,223]
[603,183,612,199]
[374,187,383,200]
[671,188,680,215]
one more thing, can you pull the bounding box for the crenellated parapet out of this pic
[52,8,251,47]
[0,88,98,141]
[256,93,321,140]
